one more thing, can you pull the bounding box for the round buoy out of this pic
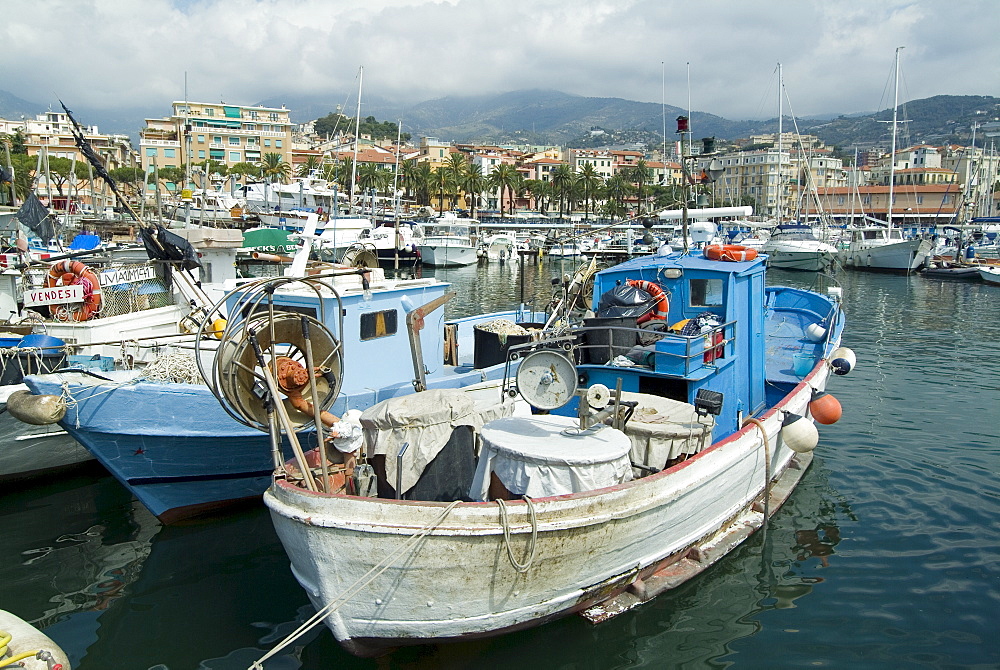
[212,318,228,340]
[829,346,857,375]
[781,412,819,452]
[806,323,827,342]
[809,390,842,425]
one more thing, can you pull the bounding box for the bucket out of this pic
[792,352,814,376]
[472,323,540,369]
[583,316,638,364]
[0,334,67,386]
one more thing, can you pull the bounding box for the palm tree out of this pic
[260,152,291,184]
[604,173,633,221]
[444,153,469,210]
[551,164,575,219]
[488,163,518,217]
[631,159,651,215]
[431,166,455,213]
[297,155,321,177]
[463,163,486,219]
[578,163,602,221]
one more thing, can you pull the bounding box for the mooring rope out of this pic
[249,499,463,670]
[58,381,79,429]
[498,496,538,573]
[743,417,772,533]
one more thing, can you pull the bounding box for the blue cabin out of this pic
[567,252,774,441]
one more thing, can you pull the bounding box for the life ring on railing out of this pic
[626,279,669,323]
[703,244,759,262]
[46,260,102,322]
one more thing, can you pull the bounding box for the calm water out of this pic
[2,259,998,669]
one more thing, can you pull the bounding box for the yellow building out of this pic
[140,101,293,188]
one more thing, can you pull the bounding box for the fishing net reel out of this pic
[195,276,344,432]
[505,339,635,434]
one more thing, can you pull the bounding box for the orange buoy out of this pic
[809,390,842,425]
[703,244,759,262]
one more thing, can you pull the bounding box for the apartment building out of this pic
[140,101,293,182]
[3,110,136,170]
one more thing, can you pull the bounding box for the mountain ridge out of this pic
[2,89,996,152]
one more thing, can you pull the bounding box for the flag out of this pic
[139,224,201,270]
[59,100,122,202]
[15,192,57,242]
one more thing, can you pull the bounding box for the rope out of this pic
[134,350,203,385]
[743,417,772,536]
[498,496,538,573]
[59,381,79,429]
[249,499,462,670]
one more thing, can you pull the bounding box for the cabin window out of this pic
[689,278,723,307]
[360,309,398,341]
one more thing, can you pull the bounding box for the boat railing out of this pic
[575,320,735,378]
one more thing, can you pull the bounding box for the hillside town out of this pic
[2,99,998,232]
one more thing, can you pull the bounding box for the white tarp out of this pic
[617,392,713,474]
[471,414,633,500]
[361,388,516,495]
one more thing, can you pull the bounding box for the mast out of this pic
[776,62,783,224]
[349,66,362,211]
[887,46,903,229]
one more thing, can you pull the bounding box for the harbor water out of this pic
[2,258,998,669]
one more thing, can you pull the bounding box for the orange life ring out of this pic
[703,244,759,262]
[626,279,669,323]
[46,260,102,322]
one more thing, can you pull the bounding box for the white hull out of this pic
[0,399,91,482]
[265,369,826,655]
[842,237,932,272]
[979,265,1000,285]
[764,249,836,272]
[419,244,479,267]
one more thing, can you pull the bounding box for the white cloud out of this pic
[2,0,997,121]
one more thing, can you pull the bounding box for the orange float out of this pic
[809,390,843,425]
[703,244,759,262]
[626,279,669,323]
[46,259,102,321]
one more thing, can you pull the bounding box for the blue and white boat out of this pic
[258,243,855,658]
[22,263,542,523]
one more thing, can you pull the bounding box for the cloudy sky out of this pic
[4,0,998,120]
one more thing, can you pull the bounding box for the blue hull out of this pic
[26,359,518,523]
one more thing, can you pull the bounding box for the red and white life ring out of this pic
[626,279,669,323]
[46,260,102,321]
[703,244,759,262]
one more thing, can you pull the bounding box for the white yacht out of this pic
[418,214,478,267]
[761,223,837,271]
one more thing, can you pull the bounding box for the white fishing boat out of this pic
[478,231,516,262]
[418,214,478,267]
[978,265,1000,285]
[761,223,838,271]
[249,240,854,659]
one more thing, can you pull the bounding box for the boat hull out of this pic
[264,371,824,655]
[0,409,92,483]
[979,266,1000,285]
[842,237,932,272]
[764,249,836,272]
[419,244,478,267]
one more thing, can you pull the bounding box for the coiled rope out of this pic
[135,351,203,385]
[498,496,538,573]
[249,499,462,670]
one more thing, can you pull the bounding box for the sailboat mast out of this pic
[887,46,903,229]
[777,62,782,224]
[350,66,363,211]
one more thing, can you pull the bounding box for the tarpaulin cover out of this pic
[361,388,515,495]
[597,284,654,318]
[470,415,633,500]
